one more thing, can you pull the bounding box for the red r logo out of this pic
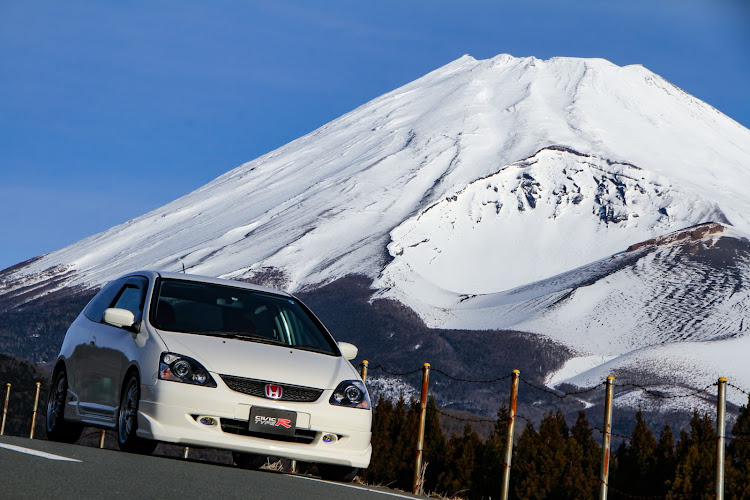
[276,418,292,429]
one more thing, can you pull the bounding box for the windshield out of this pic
[150,279,338,356]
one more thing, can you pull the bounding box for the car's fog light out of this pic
[199,416,217,426]
[322,433,338,443]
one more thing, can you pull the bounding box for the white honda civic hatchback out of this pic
[46,271,371,481]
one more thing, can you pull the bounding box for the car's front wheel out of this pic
[317,464,359,482]
[117,373,157,454]
[45,368,83,443]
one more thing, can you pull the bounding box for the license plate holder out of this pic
[248,406,297,436]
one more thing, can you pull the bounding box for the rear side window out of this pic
[83,278,127,322]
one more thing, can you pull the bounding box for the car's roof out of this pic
[127,270,294,297]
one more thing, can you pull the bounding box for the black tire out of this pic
[317,464,359,482]
[45,368,83,443]
[233,452,267,469]
[117,373,157,454]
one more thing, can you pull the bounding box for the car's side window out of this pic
[110,277,149,323]
[83,278,128,322]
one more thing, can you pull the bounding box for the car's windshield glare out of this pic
[151,279,337,355]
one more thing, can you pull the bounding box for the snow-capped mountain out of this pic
[3,54,750,407]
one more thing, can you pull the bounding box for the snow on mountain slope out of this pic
[541,329,750,413]
[551,334,750,412]
[3,53,750,306]
[379,222,750,403]
[377,146,728,295]
[392,222,749,342]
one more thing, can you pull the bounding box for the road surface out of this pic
[0,435,420,499]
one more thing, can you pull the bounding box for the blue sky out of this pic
[1,0,748,270]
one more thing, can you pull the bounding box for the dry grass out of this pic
[352,472,467,500]
[260,459,284,471]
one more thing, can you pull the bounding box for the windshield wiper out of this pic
[291,344,334,355]
[198,331,288,346]
[243,335,288,346]
[190,330,245,339]
[189,331,329,352]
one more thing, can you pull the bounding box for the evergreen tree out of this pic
[727,394,750,498]
[564,410,600,498]
[667,411,717,499]
[394,398,419,490]
[437,424,483,498]
[655,422,677,494]
[612,409,659,495]
[538,409,571,497]
[421,396,446,493]
[362,397,396,485]
[511,421,542,499]
[472,404,510,499]
[362,396,418,490]
[510,410,571,499]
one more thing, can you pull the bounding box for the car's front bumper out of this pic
[138,377,372,468]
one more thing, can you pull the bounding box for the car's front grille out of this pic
[220,418,317,444]
[220,374,324,402]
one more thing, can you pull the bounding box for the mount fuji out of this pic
[3,54,750,413]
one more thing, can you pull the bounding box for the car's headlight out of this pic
[159,352,217,387]
[329,380,371,409]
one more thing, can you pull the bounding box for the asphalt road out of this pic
[0,435,420,500]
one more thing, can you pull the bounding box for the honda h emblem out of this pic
[265,384,283,400]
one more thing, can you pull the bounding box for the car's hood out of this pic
[155,330,357,390]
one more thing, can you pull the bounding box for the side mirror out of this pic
[103,308,136,331]
[337,342,358,361]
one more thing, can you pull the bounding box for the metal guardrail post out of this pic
[412,362,430,495]
[500,369,520,500]
[360,360,369,382]
[599,376,615,500]
[716,377,726,500]
[1,383,10,436]
[30,382,41,439]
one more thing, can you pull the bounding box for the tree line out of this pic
[362,396,750,499]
